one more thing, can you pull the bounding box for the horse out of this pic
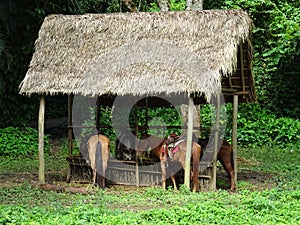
[115,130,136,160]
[85,134,110,188]
[198,138,235,191]
[137,134,201,192]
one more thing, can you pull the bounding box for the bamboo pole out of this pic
[184,97,194,189]
[212,94,220,191]
[240,45,246,93]
[134,104,140,187]
[232,95,238,188]
[67,94,74,156]
[198,104,202,138]
[96,96,101,132]
[38,95,46,184]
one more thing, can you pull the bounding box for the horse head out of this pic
[136,135,150,158]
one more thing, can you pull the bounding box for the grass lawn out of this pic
[0,143,300,224]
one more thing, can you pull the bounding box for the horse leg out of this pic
[192,143,201,192]
[92,169,97,186]
[220,160,235,191]
[100,176,106,188]
[100,163,107,189]
[160,161,167,189]
[170,173,177,190]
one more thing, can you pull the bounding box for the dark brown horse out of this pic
[198,138,235,191]
[86,134,110,188]
[115,130,136,160]
[137,134,201,192]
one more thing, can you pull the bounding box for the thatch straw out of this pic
[19,10,253,101]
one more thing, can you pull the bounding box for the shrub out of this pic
[0,127,50,156]
[82,103,299,149]
[225,103,300,148]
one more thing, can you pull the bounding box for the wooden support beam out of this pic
[232,95,238,188]
[198,104,202,138]
[38,95,46,184]
[96,96,101,132]
[134,104,140,187]
[240,45,246,100]
[184,97,194,189]
[68,94,74,155]
[212,94,220,191]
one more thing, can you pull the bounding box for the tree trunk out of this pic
[186,0,203,11]
[157,0,170,11]
[122,0,139,12]
[180,104,200,138]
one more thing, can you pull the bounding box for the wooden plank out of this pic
[232,95,238,189]
[68,125,211,130]
[38,95,46,184]
[223,91,250,96]
[184,97,193,189]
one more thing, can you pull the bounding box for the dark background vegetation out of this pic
[0,0,299,134]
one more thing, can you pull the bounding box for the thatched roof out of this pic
[19,10,255,102]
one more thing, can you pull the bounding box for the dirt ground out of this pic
[0,167,275,192]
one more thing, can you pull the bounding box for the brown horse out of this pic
[198,138,235,191]
[137,134,201,192]
[86,134,110,188]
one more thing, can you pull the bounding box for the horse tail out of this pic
[96,135,103,182]
[192,142,201,192]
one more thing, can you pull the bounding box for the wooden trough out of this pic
[66,155,184,187]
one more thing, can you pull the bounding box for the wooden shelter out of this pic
[19,10,256,190]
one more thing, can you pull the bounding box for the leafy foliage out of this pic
[0,127,50,156]
[0,183,300,224]
[222,0,300,118]
[199,103,300,148]
[233,103,300,148]
[82,102,299,148]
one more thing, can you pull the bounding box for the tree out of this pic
[186,0,203,10]
[223,0,300,118]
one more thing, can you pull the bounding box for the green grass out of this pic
[239,145,300,189]
[0,144,300,224]
[1,185,300,224]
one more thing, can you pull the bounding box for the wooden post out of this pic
[212,94,220,191]
[38,95,46,184]
[134,104,140,187]
[198,104,202,138]
[67,94,74,156]
[232,95,238,188]
[145,97,149,135]
[184,97,194,189]
[240,45,246,94]
[96,96,101,132]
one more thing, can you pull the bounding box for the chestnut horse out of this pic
[137,134,201,192]
[198,138,235,191]
[86,134,110,188]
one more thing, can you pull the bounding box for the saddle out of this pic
[164,133,186,159]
